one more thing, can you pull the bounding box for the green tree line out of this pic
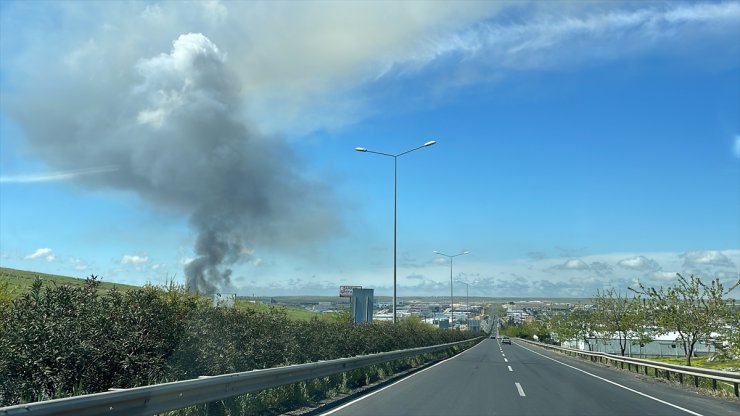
[0,276,477,407]
[500,274,739,366]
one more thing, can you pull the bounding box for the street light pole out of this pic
[356,140,436,323]
[455,279,476,324]
[434,250,468,328]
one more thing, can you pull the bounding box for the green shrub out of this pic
[0,276,203,404]
[1,274,478,408]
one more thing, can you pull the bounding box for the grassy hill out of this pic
[1,267,140,296]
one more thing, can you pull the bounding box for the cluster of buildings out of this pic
[502,300,578,324]
[303,298,489,331]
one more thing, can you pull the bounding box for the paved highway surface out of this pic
[319,338,739,416]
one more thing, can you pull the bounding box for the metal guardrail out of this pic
[1,338,481,416]
[516,338,740,397]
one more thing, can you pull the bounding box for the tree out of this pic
[633,274,737,366]
[539,308,600,350]
[719,305,740,358]
[544,314,568,345]
[592,289,642,356]
[566,309,599,351]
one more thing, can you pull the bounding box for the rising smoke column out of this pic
[6,33,339,293]
[135,33,340,292]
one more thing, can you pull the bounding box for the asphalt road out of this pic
[318,338,739,416]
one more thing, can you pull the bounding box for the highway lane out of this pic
[319,338,739,416]
[503,340,737,416]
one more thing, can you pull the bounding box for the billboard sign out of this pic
[339,285,362,298]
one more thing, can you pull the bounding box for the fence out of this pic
[517,338,740,397]
[0,338,481,416]
[560,338,717,358]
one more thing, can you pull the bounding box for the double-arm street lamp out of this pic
[356,140,436,323]
[434,250,468,327]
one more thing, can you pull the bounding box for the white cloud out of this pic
[681,250,735,268]
[121,254,149,265]
[24,248,55,261]
[553,258,590,271]
[68,257,88,271]
[408,279,450,293]
[617,255,661,272]
[433,257,450,265]
[0,166,118,183]
[650,271,678,282]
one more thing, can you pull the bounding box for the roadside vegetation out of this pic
[500,274,739,368]
[649,356,740,372]
[0,273,478,409]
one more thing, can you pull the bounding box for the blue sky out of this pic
[1,1,739,298]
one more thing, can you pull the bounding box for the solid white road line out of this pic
[516,343,704,416]
[515,382,526,397]
[508,365,513,372]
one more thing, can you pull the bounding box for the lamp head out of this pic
[355,147,368,152]
[423,140,437,147]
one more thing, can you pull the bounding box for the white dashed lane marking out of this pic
[515,382,526,397]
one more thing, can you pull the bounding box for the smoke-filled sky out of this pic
[1,1,739,298]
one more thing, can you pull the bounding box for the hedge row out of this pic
[0,276,476,406]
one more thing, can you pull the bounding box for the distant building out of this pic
[561,332,719,357]
[311,302,335,313]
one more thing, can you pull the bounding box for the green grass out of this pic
[1,267,140,296]
[649,356,740,372]
[643,357,739,397]
[234,299,333,321]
